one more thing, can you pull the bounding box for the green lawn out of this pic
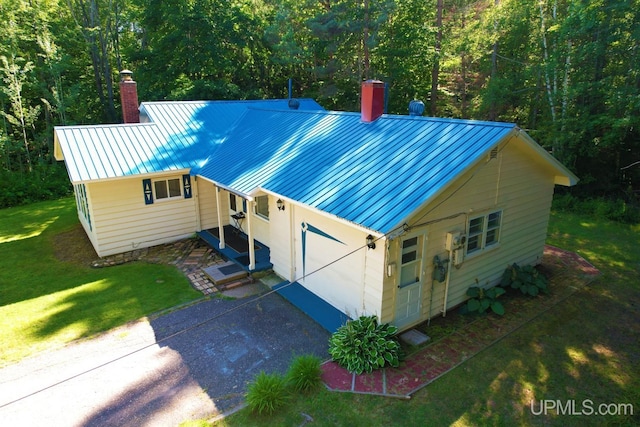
[211,210,640,426]
[2,199,638,426]
[0,198,202,366]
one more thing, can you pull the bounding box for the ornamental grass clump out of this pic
[245,371,290,415]
[286,354,323,393]
[328,315,401,375]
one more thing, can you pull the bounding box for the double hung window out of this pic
[466,210,502,255]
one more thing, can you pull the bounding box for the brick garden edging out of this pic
[321,245,601,398]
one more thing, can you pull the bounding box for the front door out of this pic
[395,233,425,328]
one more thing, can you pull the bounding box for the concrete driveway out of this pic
[0,288,330,426]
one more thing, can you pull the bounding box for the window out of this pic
[399,236,422,287]
[75,183,92,230]
[466,210,502,255]
[230,194,237,211]
[255,195,269,219]
[154,178,182,200]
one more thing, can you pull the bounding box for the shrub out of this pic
[552,193,640,224]
[287,354,323,393]
[500,263,548,296]
[245,371,290,415]
[465,285,506,315]
[328,315,401,374]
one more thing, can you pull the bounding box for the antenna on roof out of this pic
[288,78,292,99]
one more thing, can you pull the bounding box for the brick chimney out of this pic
[361,80,385,122]
[119,70,140,124]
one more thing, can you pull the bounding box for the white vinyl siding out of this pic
[198,182,224,230]
[86,173,197,256]
[381,137,558,329]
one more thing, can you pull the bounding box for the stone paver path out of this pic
[91,238,227,295]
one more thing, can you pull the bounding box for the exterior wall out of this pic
[197,179,223,230]
[270,204,384,319]
[268,197,293,280]
[87,172,198,257]
[247,193,270,246]
[73,183,99,252]
[381,137,557,330]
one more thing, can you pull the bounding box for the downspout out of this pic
[215,186,225,249]
[193,176,201,232]
[289,203,296,281]
[428,278,436,326]
[442,250,454,316]
[246,200,256,270]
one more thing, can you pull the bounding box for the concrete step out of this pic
[202,261,248,285]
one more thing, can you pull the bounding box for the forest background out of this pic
[1,0,638,216]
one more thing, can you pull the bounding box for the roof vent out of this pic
[288,98,300,110]
[408,100,425,116]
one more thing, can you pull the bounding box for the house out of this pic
[54,73,578,332]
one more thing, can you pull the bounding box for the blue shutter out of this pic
[143,179,153,204]
[182,174,192,199]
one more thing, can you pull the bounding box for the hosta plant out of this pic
[500,263,549,296]
[328,315,401,374]
[466,284,506,316]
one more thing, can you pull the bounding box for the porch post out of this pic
[246,200,256,270]
[215,186,225,249]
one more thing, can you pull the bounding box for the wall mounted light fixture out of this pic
[366,234,376,250]
[277,199,285,211]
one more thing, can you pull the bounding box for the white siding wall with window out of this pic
[73,183,99,252]
[250,194,270,245]
[86,172,198,257]
[381,137,558,328]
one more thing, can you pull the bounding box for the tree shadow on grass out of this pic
[383,272,640,426]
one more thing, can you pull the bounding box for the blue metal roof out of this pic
[54,123,194,182]
[54,99,324,182]
[197,109,517,234]
[140,99,324,142]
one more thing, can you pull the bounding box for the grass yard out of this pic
[0,198,202,366]
[210,210,640,426]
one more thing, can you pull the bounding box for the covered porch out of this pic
[197,225,272,272]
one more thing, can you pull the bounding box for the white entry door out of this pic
[395,234,425,328]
